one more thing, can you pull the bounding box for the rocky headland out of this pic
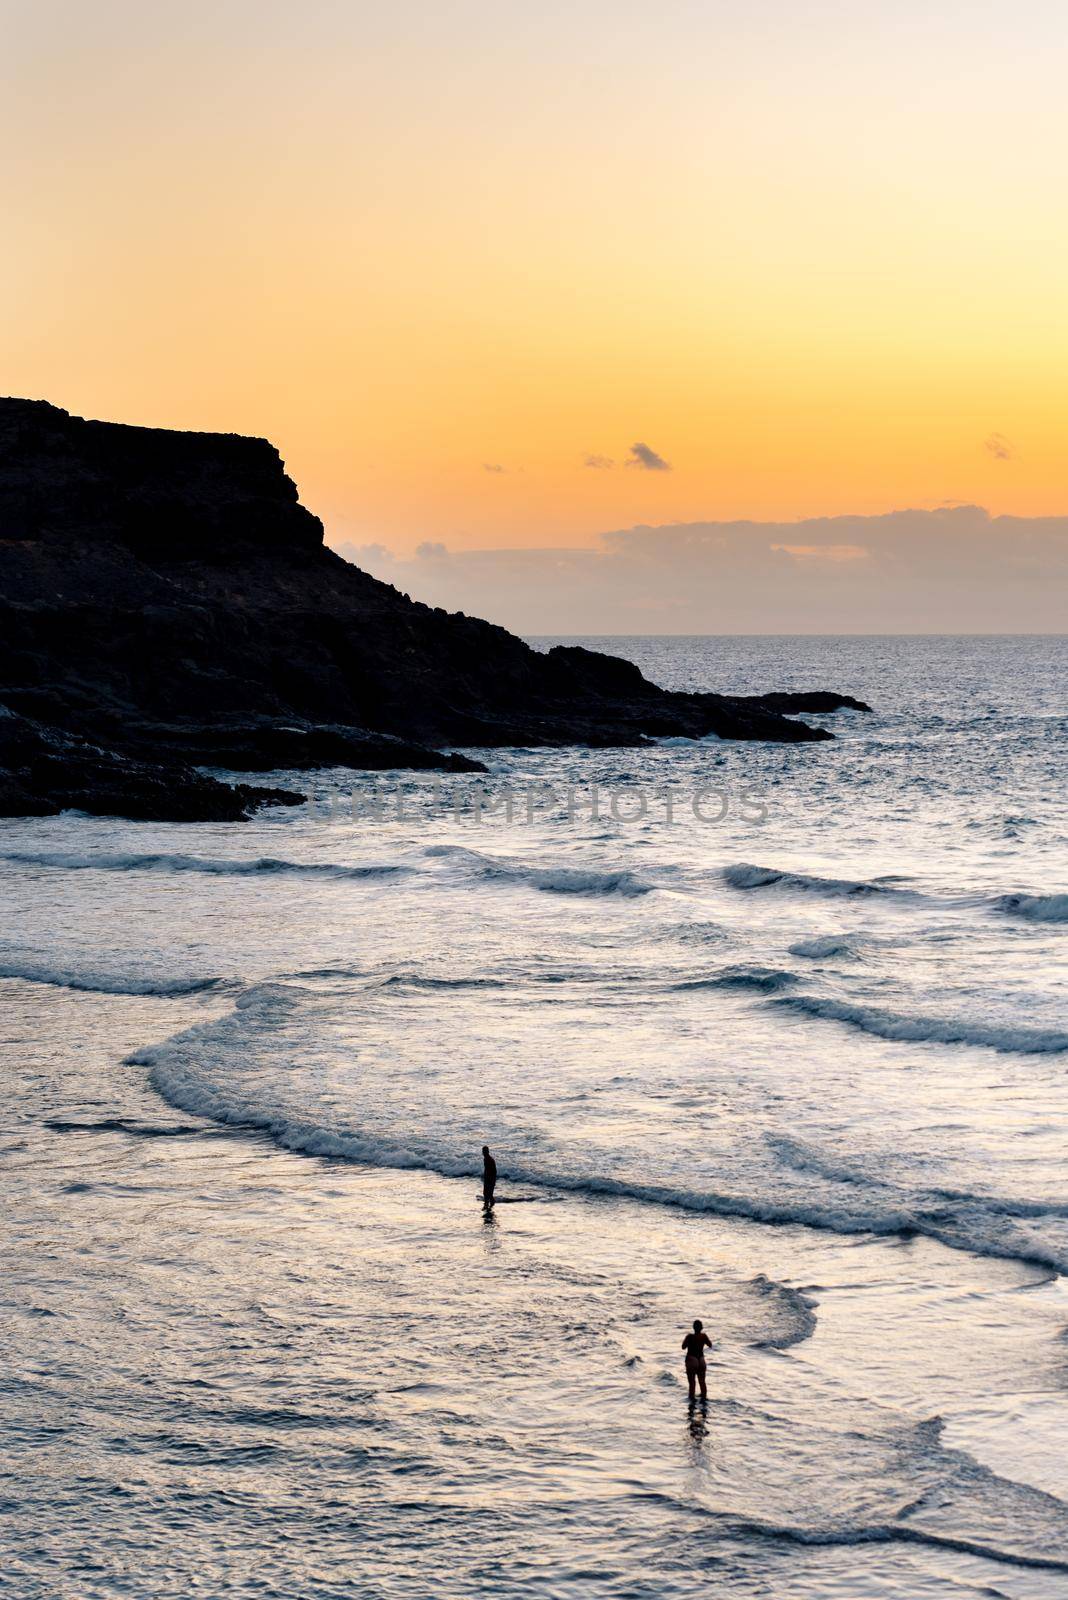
[0,399,869,820]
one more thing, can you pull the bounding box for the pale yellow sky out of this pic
[3,0,1067,554]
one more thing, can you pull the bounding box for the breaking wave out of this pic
[995,892,1068,925]
[127,987,1068,1275]
[0,850,411,881]
[423,845,652,897]
[788,935,856,960]
[727,861,1068,927]
[674,966,799,994]
[723,863,913,899]
[771,992,1068,1055]
[0,957,225,997]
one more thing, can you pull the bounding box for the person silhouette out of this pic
[481,1145,497,1206]
[681,1319,711,1402]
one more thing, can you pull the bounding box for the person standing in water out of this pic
[682,1319,712,1402]
[481,1145,497,1206]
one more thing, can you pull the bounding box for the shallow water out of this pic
[2,635,1066,1597]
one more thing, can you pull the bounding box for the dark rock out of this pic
[0,772,58,817]
[738,691,872,715]
[0,707,303,822]
[82,718,489,776]
[0,398,868,821]
[543,645,655,699]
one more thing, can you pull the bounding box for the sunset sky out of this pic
[4,0,1068,617]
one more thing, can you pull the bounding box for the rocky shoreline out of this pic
[0,399,869,820]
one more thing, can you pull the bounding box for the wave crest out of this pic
[788,935,856,959]
[424,845,651,897]
[129,988,1068,1275]
[771,992,1068,1055]
[723,863,909,899]
[995,892,1068,925]
[0,958,224,997]
[0,850,410,881]
[726,860,1068,928]
[674,966,799,994]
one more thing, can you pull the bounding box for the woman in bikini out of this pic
[681,1319,712,1402]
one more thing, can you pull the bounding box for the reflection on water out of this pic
[687,1397,710,1450]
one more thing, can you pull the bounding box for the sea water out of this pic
[2,634,1067,1598]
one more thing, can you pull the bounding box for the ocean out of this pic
[3,634,1067,1598]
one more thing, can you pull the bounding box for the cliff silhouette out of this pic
[0,400,867,819]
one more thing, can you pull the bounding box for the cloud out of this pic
[984,433,1014,461]
[771,543,868,561]
[482,462,507,474]
[626,441,671,471]
[332,507,1068,635]
[584,453,615,469]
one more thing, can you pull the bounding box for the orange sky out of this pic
[4,0,1068,554]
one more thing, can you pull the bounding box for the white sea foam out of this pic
[655,733,724,746]
[129,986,1068,1274]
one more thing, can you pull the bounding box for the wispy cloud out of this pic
[482,462,507,474]
[626,441,671,471]
[583,453,615,469]
[983,433,1014,461]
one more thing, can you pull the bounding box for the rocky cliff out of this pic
[0,399,868,820]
